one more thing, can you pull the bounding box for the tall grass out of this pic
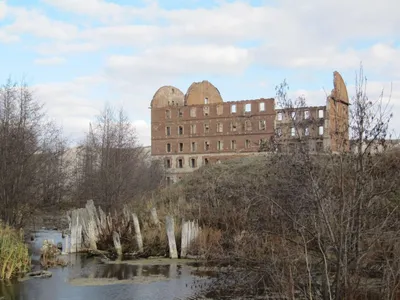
[0,223,31,280]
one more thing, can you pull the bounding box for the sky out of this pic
[0,0,399,146]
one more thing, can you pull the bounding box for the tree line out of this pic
[0,77,164,228]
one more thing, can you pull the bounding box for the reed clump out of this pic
[0,223,31,280]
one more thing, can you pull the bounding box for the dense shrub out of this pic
[0,224,31,280]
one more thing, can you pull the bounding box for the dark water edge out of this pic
[0,230,211,300]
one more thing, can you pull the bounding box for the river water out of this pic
[0,230,210,300]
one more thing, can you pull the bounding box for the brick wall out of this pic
[151,98,276,156]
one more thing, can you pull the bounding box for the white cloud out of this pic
[2,0,398,78]
[32,77,105,143]
[0,30,19,43]
[35,42,99,55]
[106,44,251,80]
[0,1,7,20]
[79,25,164,48]
[41,0,160,23]
[133,120,151,146]
[4,7,78,40]
[34,56,66,65]
[2,0,400,144]
[31,74,155,146]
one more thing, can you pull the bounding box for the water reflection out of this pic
[0,231,210,300]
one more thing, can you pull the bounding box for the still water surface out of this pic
[0,230,208,300]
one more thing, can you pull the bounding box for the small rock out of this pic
[57,242,63,251]
[27,270,52,278]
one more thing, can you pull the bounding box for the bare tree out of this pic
[0,77,67,227]
[73,104,163,210]
[263,66,400,299]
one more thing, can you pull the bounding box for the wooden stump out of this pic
[165,216,178,259]
[132,213,143,252]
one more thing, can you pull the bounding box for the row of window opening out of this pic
[276,109,324,121]
[166,106,323,120]
[165,157,198,169]
[165,102,266,119]
[277,125,324,137]
[166,120,267,136]
[166,139,257,153]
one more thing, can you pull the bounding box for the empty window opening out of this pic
[203,106,209,116]
[190,158,196,168]
[190,107,196,117]
[245,139,251,149]
[319,126,324,135]
[166,159,171,168]
[216,105,223,115]
[217,141,223,151]
[316,142,323,152]
[305,127,310,136]
[277,128,282,137]
[259,120,266,130]
[245,103,251,112]
[166,110,171,119]
[230,122,237,132]
[304,110,310,119]
[178,109,183,117]
[190,124,197,134]
[217,122,223,133]
[166,126,171,136]
[205,141,210,151]
[291,111,296,120]
[166,143,171,153]
[259,102,265,112]
[178,159,183,168]
[166,177,171,185]
[231,140,237,150]
[277,112,283,121]
[318,109,324,118]
[178,126,183,135]
[204,158,209,165]
[245,120,252,131]
[231,104,237,113]
[205,97,209,104]
[204,123,209,133]
[191,142,196,152]
[179,143,184,152]
[291,127,295,136]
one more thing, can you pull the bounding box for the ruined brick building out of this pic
[150,71,350,184]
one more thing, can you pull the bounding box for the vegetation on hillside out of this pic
[143,67,400,299]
